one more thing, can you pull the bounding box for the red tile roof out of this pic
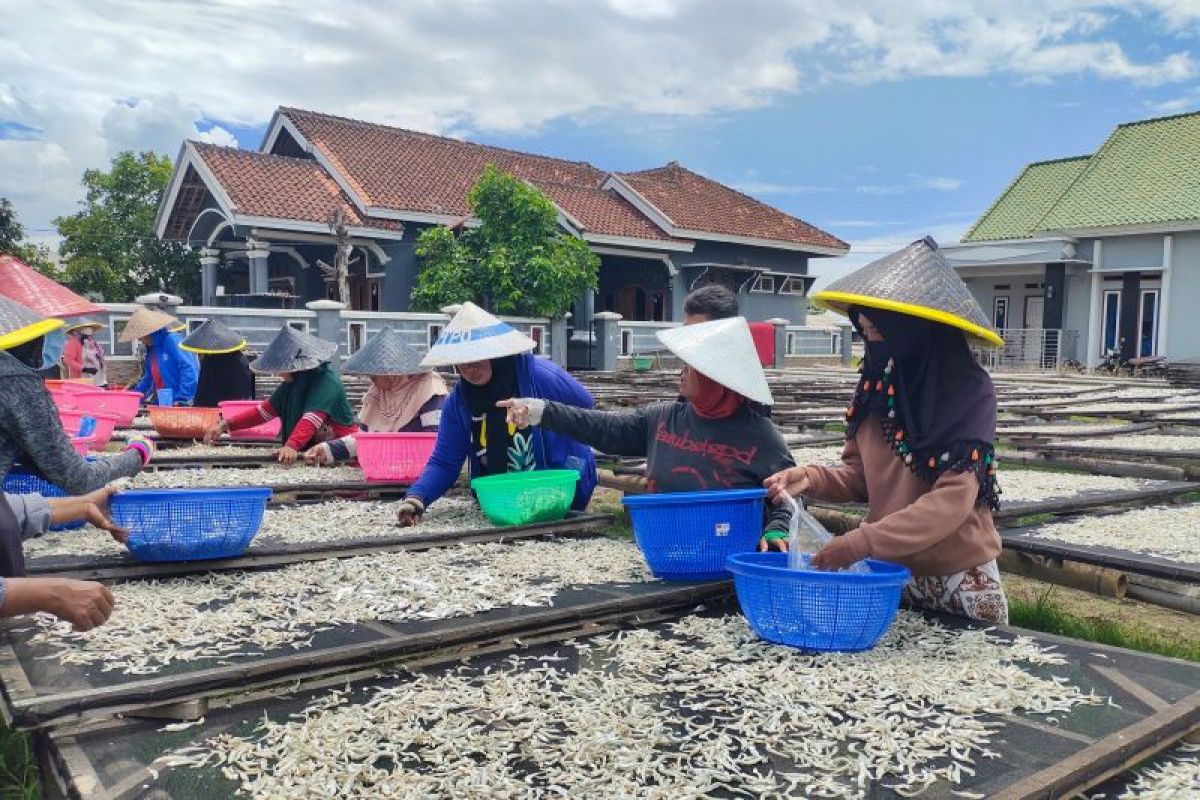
[191,143,401,232]
[279,108,842,250]
[619,163,849,251]
[0,255,103,318]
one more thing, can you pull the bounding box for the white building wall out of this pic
[1168,232,1200,361]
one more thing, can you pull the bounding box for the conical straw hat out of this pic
[811,236,1004,347]
[180,319,247,354]
[0,296,63,351]
[250,325,338,374]
[64,318,104,333]
[420,301,536,368]
[118,307,180,342]
[656,317,774,406]
[344,328,429,375]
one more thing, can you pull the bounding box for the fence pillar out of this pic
[247,238,270,295]
[199,248,220,306]
[306,299,345,373]
[593,311,622,372]
[550,316,569,366]
[572,289,595,343]
[767,317,789,369]
[837,319,854,366]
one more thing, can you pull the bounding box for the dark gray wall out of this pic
[672,241,813,323]
[381,225,428,312]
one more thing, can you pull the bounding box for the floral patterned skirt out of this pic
[902,559,1009,624]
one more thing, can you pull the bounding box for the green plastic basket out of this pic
[631,355,654,372]
[470,470,580,527]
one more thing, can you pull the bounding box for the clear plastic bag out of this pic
[782,493,870,574]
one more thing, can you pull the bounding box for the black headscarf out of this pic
[193,352,256,408]
[461,356,520,476]
[845,306,1000,510]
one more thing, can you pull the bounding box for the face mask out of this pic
[41,328,66,369]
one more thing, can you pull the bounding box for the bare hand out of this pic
[810,535,859,571]
[303,444,331,466]
[764,466,812,504]
[396,498,424,527]
[277,446,300,465]
[48,579,115,632]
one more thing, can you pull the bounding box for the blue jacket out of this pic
[409,355,598,511]
[133,329,199,405]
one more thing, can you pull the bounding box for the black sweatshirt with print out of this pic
[540,400,794,533]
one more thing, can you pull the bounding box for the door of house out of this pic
[617,286,647,321]
[1023,296,1045,365]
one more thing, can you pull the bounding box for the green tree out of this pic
[411,163,599,317]
[0,196,60,277]
[54,151,199,301]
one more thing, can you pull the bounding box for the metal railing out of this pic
[785,326,841,357]
[975,328,1079,371]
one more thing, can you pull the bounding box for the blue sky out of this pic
[2,1,1199,285]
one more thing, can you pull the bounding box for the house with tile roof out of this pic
[942,111,1200,367]
[155,107,848,347]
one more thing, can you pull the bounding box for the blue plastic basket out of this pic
[727,552,911,652]
[112,487,272,562]
[623,488,766,581]
[4,467,85,531]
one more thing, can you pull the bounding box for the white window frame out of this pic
[287,319,309,334]
[1137,289,1160,358]
[620,329,632,356]
[992,297,1009,331]
[751,275,776,294]
[185,317,209,334]
[785,331,796,356]
[528,325,546,355]
[109,316,132,357]
[778,276,807,296]
[346,321,366,355]
[1101,289,1122,355]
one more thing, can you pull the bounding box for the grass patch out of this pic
[821,422,846,433]
[1010,590,1200,662]
[0,724,39,799]
[1014,513,1056,527]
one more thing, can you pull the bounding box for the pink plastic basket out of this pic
[45,380,92,395]
[354,432,437,483]
[57,409,119,450]
[74,390,142,427]
[218,401,282,440]
[70,436,94,455]
[48,390,77,411]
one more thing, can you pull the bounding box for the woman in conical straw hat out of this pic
[121,306,199,406]
[62,319,108,386]
[304,328,449,465]
[179,319,255,408]
[396,302,596,527]
[501,316,796,542]
[764,237,1008,624]
[204,325,355,465]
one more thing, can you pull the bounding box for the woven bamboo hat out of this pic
[420,302,536,368]
[118,307,180,343]
[657,317,774,406]
[344,328,429,375]
[250,325,337,374]
[811,236,1004,347]
[64,318,104,333]
[0,296,63,351]
[180,319,247,355]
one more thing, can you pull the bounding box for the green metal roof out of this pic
[1036,111,1200,232]
[962,156,1090,242]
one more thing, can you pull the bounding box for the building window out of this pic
[620,329,632,357]
[651,293,664,322]
[529,325,545,355]
[347,322,366,355]
[186,317,208,334]
[369,280,381,311]
[751,275,776,293]
[992,297,1009,330]
[288,320,309,334]
[1138,289,1159,357]
[427,324,442,348]
[779,277,807,296]
[1102,290,1121,354]
[110,317,133,357]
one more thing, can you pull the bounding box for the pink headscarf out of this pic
[358,372,448,432]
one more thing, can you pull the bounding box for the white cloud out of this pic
[0,0,1194,239]
[856,173,963,195]
[731,181,835,195]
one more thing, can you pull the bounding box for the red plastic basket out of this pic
[218,401,281,440]
[74,389,141,427]
[354,432,437,483]
[57,409,119,450]
[148,406,221,440]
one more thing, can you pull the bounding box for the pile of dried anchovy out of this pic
[996,470,1151,503]
[1092,742,1200,799]
[166,613,1102,798]
[1053,434,1200,452]
[28,538,649,674]
[1033,505,1200,563]
[126,465,366,488]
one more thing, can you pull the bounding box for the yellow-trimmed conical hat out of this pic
[812,237,1003,347]
[0,296,63,351]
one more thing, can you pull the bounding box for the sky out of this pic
[2,0,1199,287]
